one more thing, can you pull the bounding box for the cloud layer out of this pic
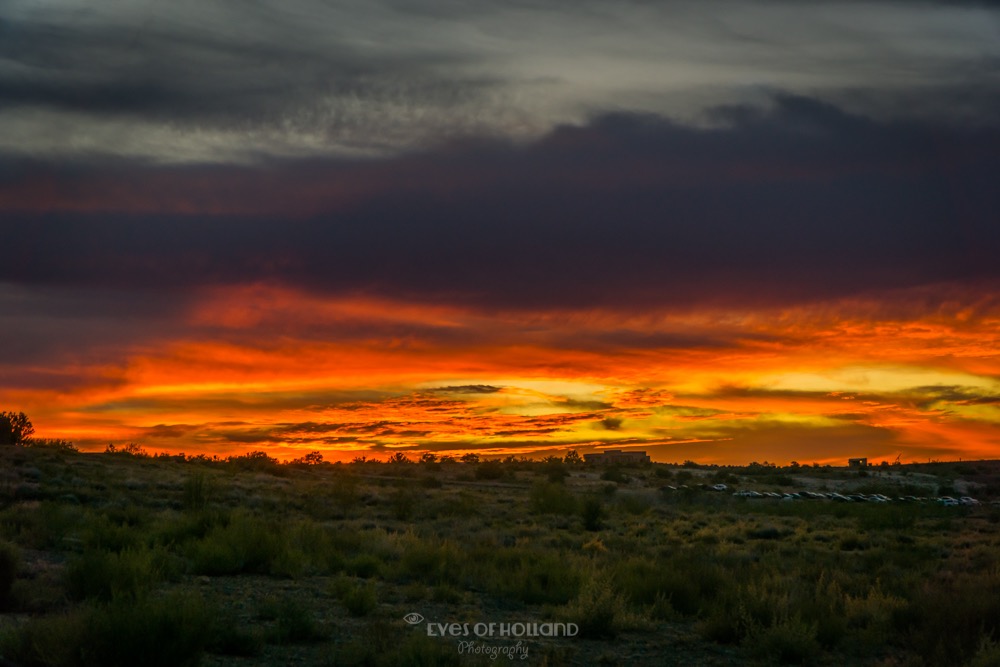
[3,95,998,313]
[3,0,999,161]
[2,1,998,462]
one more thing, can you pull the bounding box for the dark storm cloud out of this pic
[77,390,392,415]
[426,385,504,394]
[600,417,623,431]
[0,8,492,122]
[901,385,1000,410]
[2,94,999,311]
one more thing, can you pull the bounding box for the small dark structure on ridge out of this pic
[583,449,651,464]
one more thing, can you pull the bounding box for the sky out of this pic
[1,0,998,463]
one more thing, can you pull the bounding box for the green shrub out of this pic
[346,553,383,579]
[529,482,578,515]
[81,514,144,552]
[743,614,820,665]
[64,547,169,602]
[544,459,568,483]
[11,501,83,549]
[428,490,479,518]
[581,497,604,531]
[328,475,361,515]
[900,571,1000,666]
[390,487,418,520]
[262,597,327,644]
[187,511,284,575]
[343,582,378,617]
[614,556,706,616]
[563,578,628,639]
[226,450,279,472]
[618,493,652,515]
[183,473,211,511]
[397,539,464,585]
[483,549,581,605]
[475,460,505,480]
[601,468,628,484]
[1,591,213,667]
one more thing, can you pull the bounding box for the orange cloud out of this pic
[9,283,996,463]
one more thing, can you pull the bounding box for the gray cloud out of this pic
[1,0,997,162]
[5,93,997,311]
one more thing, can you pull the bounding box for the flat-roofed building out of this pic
[583,449,651,464]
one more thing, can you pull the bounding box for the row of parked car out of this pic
[660,482,991,506]
[730,489,981,505]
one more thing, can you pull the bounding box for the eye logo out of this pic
[403,613,424,625]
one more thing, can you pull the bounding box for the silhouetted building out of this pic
[848,457,868,468]
[584,449,651,464]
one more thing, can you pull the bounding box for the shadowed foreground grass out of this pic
[1,447,999,666]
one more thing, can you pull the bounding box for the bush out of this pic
[183,473,211,511]
[1,591,213,667]
[64,547,168,602]
[544,459,568,483]
[618,493,652,515]
[187,512,284,576]
[614,556,707,617]
[475,460,505,480]
[262,597,327,644]
[226,450,279,472]
[105,442,148,457]
[581,497,604,531]
[900,571,1000,666]
[390,487,417,520]
[482,549,581,605]
[343,582,378,617]
[24,438,78,452]
[601,468,628,484]
[529,482,578,515]
[744,615,821,665]
[397,539,464,585]
[346,554,383,579]
[563,578,628,639]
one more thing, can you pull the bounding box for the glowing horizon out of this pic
[6,284,996,465]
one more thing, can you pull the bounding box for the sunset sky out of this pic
[2,0,998,463]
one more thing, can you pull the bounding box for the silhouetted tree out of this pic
[0,411,33,445]
[291,451,324,465]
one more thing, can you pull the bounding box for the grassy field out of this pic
[1,446,999,666]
